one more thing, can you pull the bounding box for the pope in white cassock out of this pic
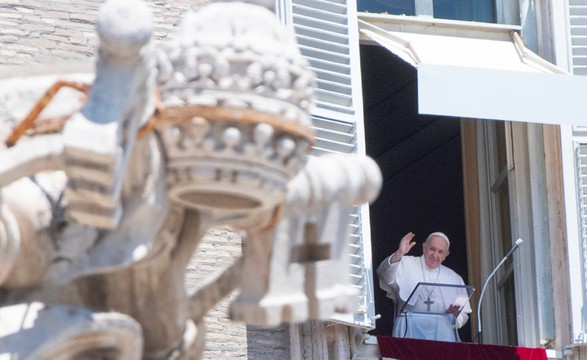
[377,232,472,342]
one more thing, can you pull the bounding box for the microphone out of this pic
[503,238,523,261]
[476,238,523,344]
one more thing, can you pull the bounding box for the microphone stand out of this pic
[476,238,523,344]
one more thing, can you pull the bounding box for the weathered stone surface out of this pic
[0,302,143,359]
[0,0,382,358]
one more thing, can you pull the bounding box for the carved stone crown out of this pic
[155,1,316,223]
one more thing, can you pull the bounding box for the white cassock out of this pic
[377,255,472,342]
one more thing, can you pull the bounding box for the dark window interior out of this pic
[358,0,415,15]
[358,0,496,23]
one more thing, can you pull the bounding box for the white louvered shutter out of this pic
[569,0,587,76]
[574,141,587,332]
[570,0,587,336]
[275,0,376,328]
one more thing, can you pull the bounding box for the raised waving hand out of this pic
[390,232,416,263]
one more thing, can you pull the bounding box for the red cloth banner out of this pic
[377,336,548,360]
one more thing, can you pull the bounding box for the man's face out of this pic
[422,236,449,269]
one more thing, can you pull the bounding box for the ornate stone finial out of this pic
[155,1,316,226]
[0,0,383,357]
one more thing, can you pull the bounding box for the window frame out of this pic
[359,0,520,25]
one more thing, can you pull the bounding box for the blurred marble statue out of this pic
[0,0,382,358]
